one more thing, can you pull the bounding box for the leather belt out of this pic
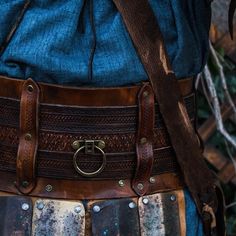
[0,75,194,198]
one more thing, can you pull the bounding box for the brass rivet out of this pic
[25,133,32,141]
[22,181,29,188]
[72,140,80,150]
[137,183,144,191]
[45,184,53,192]
[143,91,149,97]
[97,140,106,150]
[27,84,34,93]
[140,137,147,145]
[118,180,125,187]
[149,177,156,184]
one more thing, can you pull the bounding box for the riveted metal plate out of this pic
[138,190,186,236]
[32,199,85,236]
[0,196,32,236]
[91,198,140,236]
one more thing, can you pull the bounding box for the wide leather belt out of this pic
[0,75,194,199]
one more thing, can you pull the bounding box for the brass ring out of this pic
[73,145,106,177]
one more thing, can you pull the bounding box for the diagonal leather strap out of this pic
[112,0,218,215]
[16,78,40,194]
[229,0,236,39]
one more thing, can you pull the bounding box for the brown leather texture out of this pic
[0,75,193,106]
[16,79,40,194]
[133,83,155,196]
[112,0,218,217]
[0,81,195,181]
[0,171,184,200]
[0,76,192,200]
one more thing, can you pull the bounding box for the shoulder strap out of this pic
[112,0,217,218]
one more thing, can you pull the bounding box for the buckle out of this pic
[72,140,106,177]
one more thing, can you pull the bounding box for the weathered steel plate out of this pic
[138,190,186,236]
[91,198,140,236]
[0,196,33,236]
[32,199,85,236]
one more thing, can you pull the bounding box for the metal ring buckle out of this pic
[72,140,106,177]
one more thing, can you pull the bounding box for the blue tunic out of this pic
[0,1,211,235]
[0,0,211,87]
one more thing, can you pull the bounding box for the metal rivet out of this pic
[128,202,136,209]
[36,201,45,210]
[98,140,106,150]
[170,194,176,202]
[142,198,149,205]
[149,177,156,184]
[22,203,29,211]
[24,133,32,141]
[140,137,147,145]
[27,84,34,93]
[137,183,144,191]
[45,184,53,192]
[74,206,82,214]
[118,180,125,187]
[93,205,101,213]
[143,91,149,97]
[72,140,80,150]
[22,181,29,188]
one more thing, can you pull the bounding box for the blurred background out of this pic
[197,1,236,235]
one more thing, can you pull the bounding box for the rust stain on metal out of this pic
[32,199,85,236]
[138,193,165,236]
[138,190,185,236]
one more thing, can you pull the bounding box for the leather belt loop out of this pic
[132,83,155,196]
[16,78,40,194]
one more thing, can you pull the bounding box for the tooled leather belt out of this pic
[0,75,195,199]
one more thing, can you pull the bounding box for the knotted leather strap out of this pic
[112,0,218,216]
[16,78,40,194]
[133,83,155,196]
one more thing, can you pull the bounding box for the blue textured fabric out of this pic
[0,0,211,86]
[185,189,204,236]
[0,1,209,235]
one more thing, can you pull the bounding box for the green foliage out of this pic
[197,48,236,235]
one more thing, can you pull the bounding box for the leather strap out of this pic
[229,0,236,39]
[16,78,40,194]
[133,83,155,195]
[0,75,193,106]
[112,0,217,215]
[0,171,184,200]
